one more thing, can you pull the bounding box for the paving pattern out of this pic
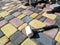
[0,1,60,45]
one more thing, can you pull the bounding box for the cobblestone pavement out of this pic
[0,1,60,45]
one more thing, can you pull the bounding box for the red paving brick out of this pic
[56,42,60,45]
[6,42,13,45]
[12,11,21,17]
[22,29,26,36]
[35,14,42,20]
[9,18,24,27]
[43,29,58,38]
[0,20,8,27]
[22,9,33,15]
[44,18,56,26]
[55,13,60,16]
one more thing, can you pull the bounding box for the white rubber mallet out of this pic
[25,25,33,38]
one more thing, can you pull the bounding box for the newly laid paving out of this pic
[0,1,60,45]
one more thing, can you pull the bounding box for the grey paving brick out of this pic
[0,30,4,37]
[0,17,4,21]
[18,8,25,12]
[55,16,60,27]
[10,31,27,45]
[39,16,47,22]
[29,7,41,13]
[10,10,18,15]
[32,32,56,45]
[22,16,33,23]
[5,15,15,21]
[22,9,33,15]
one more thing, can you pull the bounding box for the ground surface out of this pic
[0,1,60,45]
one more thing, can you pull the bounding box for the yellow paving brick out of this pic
[0,11,9,17]
[30,13,38,18]
[21,38,37,45]
[5,2,14,6]
[29,19,46,28]
[8,5,19,12]
[0,36,9,45]
[8,9,14,13]
[1,23,17,38]
[17,14,26,19]
[21,5,29,9]
[55,31,60,42]
[18,6,21,8]
[18,23,27,31]
[0,15,2,18]
[5,3,11,6]
[13,4,20,9]
[2,6,8,10]
[42,12,56,20]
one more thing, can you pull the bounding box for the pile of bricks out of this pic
[0,1,60,45]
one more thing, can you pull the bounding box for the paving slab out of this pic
[12,11,21,17]
[18,23,27,31]
[17,14,26,19]
[18,8,25,12]
[10,31,27,45]
[39,16,47,22]
[42,12,57,20]
[0,20,8,27]
[30,13,38,19]
[0,36,9,45]
[55,16,60,27]
[21,38,37,45]
[29,19,46,28]
[0,11,9,17]
[29,7,41,13]
[22,9,33,15]
[6,42,13,45]
[44,18,56,26]
[35,14,42,20]
[1,23,17,38]
[43,28,58,38]
[56,42,60,45]
[32,32,56,45]
[0,30,4,37]
[55,31,60,42]
[5,15,15,21]
[0,17,4,21]
[22,16,33,23]
[9,18,24,27]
